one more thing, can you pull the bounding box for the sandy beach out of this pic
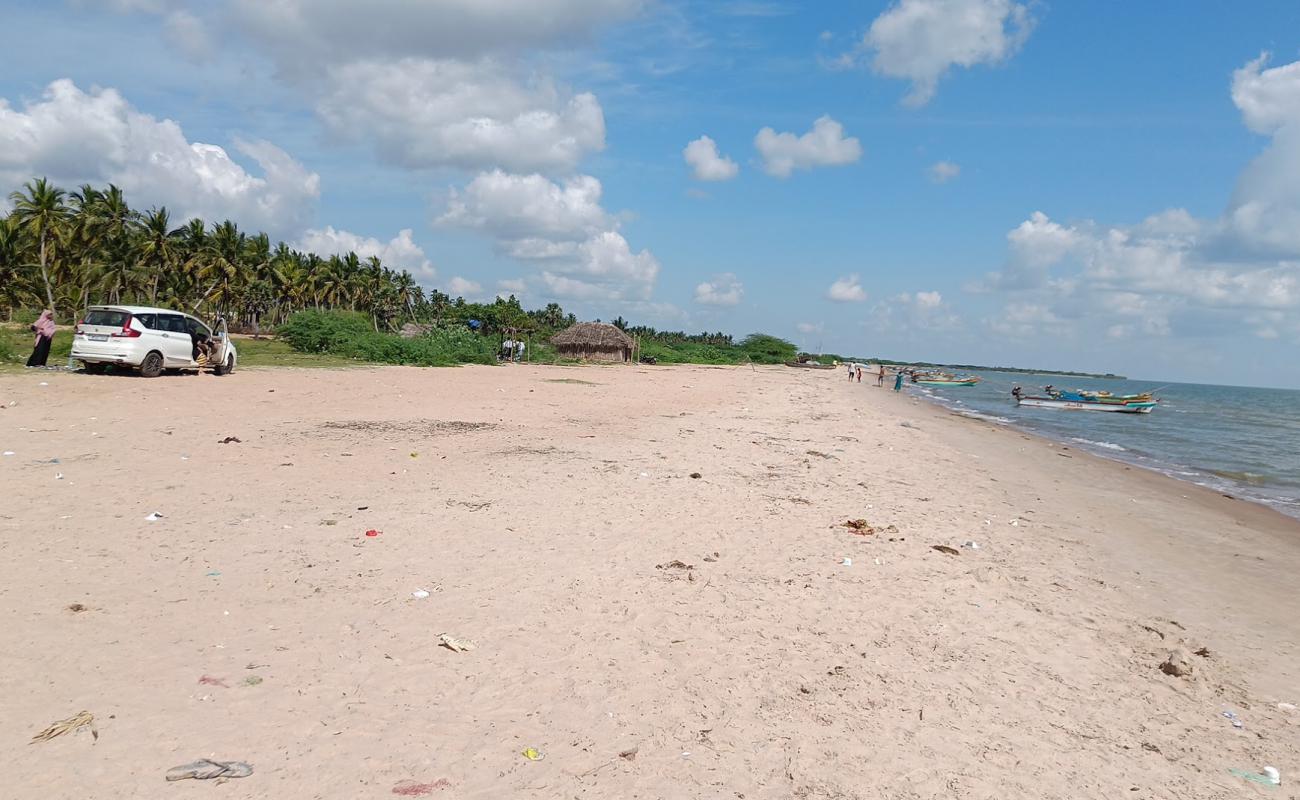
[3,363,1299,799]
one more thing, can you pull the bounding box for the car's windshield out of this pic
[84,309,129,327]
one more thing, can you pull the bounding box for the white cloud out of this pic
[318,59,605,173]
[683,135,739,181]
[295,226,435,278]
[693,273,744,306]
[826,274,868,302]
[1226,53,1300,255]
[796,321,823,334]
[447,276,483,297]
[915,290,943,308]
[439,171,660,301]
[755,116,862,177]
[1231,53,1300,135]
[229,0,644,69]
[927,160,960,183]
[497,278,527,294]
[438,170,611,240]
[0,79,319,237]
[847,0,1035,107]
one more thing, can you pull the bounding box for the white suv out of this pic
[71,305,238,377]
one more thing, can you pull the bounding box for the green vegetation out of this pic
[638,332,797,365]
[231,338,360,369]
[277,310,496,367]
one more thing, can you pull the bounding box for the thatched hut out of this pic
[551,322,635,363]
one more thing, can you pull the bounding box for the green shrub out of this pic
[277,310,496,366]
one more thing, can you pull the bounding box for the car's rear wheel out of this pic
[140,351,164,378]
[214,354,235,376]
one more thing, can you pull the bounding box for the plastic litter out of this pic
[206,571,221,577]
[55,473,64,480]
[438,633,476,652]
[145,512,164,521]
[1229,766,1280,786]
[841,557,853,566]
[521,747,544,761]
[1278,702,1297,713]
[166,760,253,781]
[364,529,381,537]
[2,451,14,456]
[411,589,430,599]
[961,540,980,550]
[1223,710,1244,729]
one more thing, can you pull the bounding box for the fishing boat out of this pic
[912,370,981,387]
[784,359,836,370]
[1012,386,1157,413]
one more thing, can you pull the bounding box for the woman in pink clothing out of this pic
[27,310,55,368]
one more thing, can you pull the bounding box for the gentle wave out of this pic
[1069,437,1127,452]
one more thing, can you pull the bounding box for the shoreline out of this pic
[905,380,1300,523]
[4,363,1299,798]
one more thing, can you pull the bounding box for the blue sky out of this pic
[3,1,1300,386]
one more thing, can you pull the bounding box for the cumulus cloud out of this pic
[438,170,611,240]
[446,276,483,297]
[1225,53,1300,255]
[295,226,435,277]
[826,274,868,302]
[927,160,960,183]
[497,278,527,294]
[317,59,605,173]
[438,171,660,300]
[693,273,744,306]
[755,116,862,177]
[843,0,1035,107]
[0,79,319,237]
[683,135,739,181]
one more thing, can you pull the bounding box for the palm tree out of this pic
[8,178,70,309]
[137,208,181,304]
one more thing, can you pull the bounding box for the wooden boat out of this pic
[913,371,981,386]
[1013,387,1156,413]
[785,360,836,370]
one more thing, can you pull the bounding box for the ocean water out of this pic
[906,371,1300,519]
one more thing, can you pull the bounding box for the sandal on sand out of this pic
[166,759,254,781]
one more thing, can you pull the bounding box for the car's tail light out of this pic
[111,316,141,338]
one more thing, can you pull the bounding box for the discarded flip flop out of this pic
[166,759,254,781]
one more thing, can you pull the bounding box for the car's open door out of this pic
[210,317,229,368]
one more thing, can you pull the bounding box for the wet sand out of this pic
[2,363,1298,799]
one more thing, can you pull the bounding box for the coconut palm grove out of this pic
[1,178,798,366]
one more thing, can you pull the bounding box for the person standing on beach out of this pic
[876,367,886,387]
[26,310,55,368]
[855,364,863,383]
[893,369,904,392]
[847,363,854,381]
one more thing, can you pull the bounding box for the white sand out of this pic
[2,363,1298,798]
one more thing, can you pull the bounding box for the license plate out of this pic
[89,335,109,342]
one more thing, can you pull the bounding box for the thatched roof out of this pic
[551,322,634,348]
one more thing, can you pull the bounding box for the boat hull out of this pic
[1015,397,1155,413]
